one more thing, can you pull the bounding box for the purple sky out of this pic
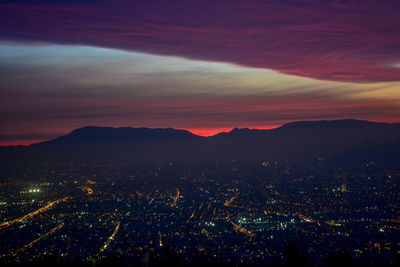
[2,0,400,82]
[0,0,400,145]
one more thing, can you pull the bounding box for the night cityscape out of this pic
[1,0,400,266]
[1,151,400,266]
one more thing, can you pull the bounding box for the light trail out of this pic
[95,221,120,257]
[159,232,163,247]
[149,197,155,205]
[25,223,64,249]
[82,186,93,195]
[298,215,321,226]
[149,191,158,205]
[172,188,180,206]
[187,201,205,223]
[0,197,71,228]
[1,223,65,257]
[187,211,195,223]
[224,196,238,207]
[223,195,247,209]
[326,220,341,226]
[229,220,255,238]
[299,215,314,223]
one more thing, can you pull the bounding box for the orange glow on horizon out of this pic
[186,128,233,137]
[187,126,279,137]
[1,117,399,146]
[0,140,36,147]
[0,127,279,145]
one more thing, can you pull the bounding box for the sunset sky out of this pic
[1,0,400,145]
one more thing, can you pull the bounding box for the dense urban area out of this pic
[0,159,399,266]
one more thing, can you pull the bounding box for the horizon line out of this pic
[1,118,399,147]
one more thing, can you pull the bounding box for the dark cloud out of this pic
[1,0,400,82]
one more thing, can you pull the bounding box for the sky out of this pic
[0,0,400,145]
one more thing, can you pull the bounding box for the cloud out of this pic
[1,0,400,82]
[1,43,400,145]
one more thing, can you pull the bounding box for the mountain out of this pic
[1,119,399,166]
[208,119,400,163]
[38,126,201,145]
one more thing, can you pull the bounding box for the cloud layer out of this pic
[1,0,400,82]
[1,44,399,145]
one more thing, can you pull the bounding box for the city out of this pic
[1,159,399,265]
[1,0,400,266]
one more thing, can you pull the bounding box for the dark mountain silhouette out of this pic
[41,126,201,145]
[209,119,400,163]
[1,119,399,166]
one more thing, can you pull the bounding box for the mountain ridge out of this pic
[1,119,399,148]
[37,125,201,146]
[1,119,399,166]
